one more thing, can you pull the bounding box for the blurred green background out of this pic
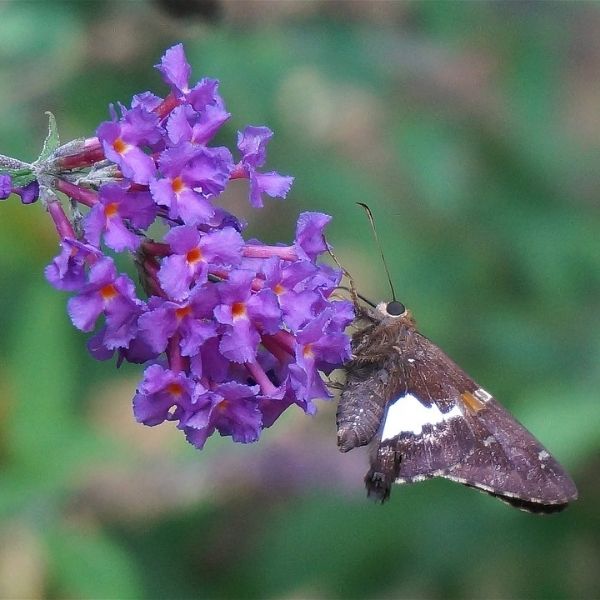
[0,1,599,598]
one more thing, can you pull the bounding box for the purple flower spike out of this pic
[20,43,355,453]
[236,126,294,208]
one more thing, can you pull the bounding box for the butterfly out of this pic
[336,298,578,513]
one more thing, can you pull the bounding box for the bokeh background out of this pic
[0,1,599,598]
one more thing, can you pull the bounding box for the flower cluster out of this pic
[1,44,353,449]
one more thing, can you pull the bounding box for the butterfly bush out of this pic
[0,44,354,449]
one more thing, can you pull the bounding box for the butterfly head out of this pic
[372,299,415,326]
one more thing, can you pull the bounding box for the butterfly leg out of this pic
[365,443,401,503]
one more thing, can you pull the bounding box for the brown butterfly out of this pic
[335,203,577,513]
[337,298,578,513]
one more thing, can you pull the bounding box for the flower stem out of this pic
[47,200,75,239]
[56,141,105,170]
[245,360,278,395]
[243,244,298,261]
[54,178,98,207]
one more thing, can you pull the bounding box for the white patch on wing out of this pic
[474,388,492,403]
[381,393,463,441]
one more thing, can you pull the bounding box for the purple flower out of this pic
[67,257,143,349]
[45,239,101,291]
[0,174,12,199]
[182,381,262,449]
[133,364,195,426]
[158,225,244,300]
[261,258,322,332]
[166,90,230,146]
[155,43,192,96]
[84,184,157,251]
[19,43,356,453]
[236,126,294,208]
[295,212,331,262]
[13,180,39,204]
[289,310,352,410]
[150,143,233,225]
[137,285,219,357]
[214,270,282,363]
[97,106,161,184]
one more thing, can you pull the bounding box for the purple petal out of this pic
[164,225,200,253]
[158,254,195,301]
[68,293,104,332]
[137,303,178,353]
[294,212,332,261]
[103,216,141,252]
[237,125,273,168]
[176,189,215,225]
[247,289,282,334]
[219,319,260,363]
[200,227,244,265]
[156,43,191,94]
[249,171,293,208]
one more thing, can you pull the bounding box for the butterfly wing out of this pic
[366,333,578,512]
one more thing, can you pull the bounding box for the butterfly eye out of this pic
[386,300,405,316]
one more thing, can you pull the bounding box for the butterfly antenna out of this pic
[326,238,361,305]
[356,202,397,301]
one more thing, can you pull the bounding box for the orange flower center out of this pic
[186,247,202,264]
[231,302,247,319]
[104,202,119,218]
[175,305,192,320]
[100,284,118,301]
[171,176,184,194]
[217,400,229,412]
[303,343,314,359]
[112,137,127,155]
[273,283,285,296]
[166,383,183,397]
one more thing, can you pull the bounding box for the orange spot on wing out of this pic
[460,391,485,414]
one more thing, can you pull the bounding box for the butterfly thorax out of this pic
[337,301,417,453]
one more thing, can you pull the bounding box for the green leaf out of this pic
[37,111,60,162]
[4,167,36,188]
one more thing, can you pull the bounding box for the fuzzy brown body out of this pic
[336,302,578,513]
